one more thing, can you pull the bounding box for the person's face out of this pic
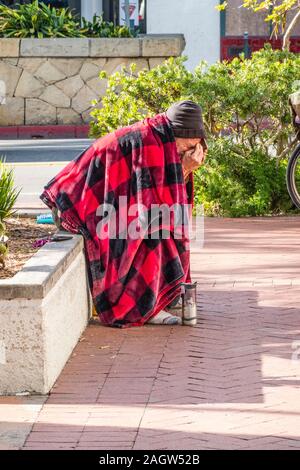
[175,138,205,159]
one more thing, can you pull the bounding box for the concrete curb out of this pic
[0,232,90,395]
[0,125,90,139]
[0,232,83,299]
[0,36,185,58]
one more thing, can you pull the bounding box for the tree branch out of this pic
[283,7,300,50]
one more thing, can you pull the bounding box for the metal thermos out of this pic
[181,282,198,326]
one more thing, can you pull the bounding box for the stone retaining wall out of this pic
[0,35,185,126]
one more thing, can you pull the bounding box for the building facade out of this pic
[146,0,220,69]
[0,1,144,25]
[220,0,300,60]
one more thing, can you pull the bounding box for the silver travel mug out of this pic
[181,282,198,327]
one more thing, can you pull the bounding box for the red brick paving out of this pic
[2,217,300,450]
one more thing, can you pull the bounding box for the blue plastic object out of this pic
[36,213,54,225]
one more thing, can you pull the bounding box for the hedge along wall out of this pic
[0,35,185,126]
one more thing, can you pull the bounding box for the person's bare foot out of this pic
[147,310,182,325]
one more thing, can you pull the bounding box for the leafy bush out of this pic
[81,14,133,38]
[191,45,300,161]
[89,59,193,137]
[0,157,20,268]
[0,0,84,38]
[0,157,20,222]
[89,46,300,216]
[0,1,133,38]
[193,139,291,217]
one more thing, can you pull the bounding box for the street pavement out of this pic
[0,139,93,211]
[1,216,300,450]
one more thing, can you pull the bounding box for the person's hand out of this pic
[182,142,206,181]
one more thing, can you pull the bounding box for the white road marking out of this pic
[0,341,6,365]
[21,193,40,196]
[6,162,69,167]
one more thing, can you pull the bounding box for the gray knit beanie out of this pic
[166,100,207,140]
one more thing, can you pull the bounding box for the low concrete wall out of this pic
[0,233,91,395]
[0,35,185,126]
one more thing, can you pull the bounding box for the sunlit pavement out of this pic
[1,217,300,450]
[0,139,93,211]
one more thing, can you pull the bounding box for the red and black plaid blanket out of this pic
[40,113,192,328]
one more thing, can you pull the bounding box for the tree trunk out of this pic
[283,7,300,51]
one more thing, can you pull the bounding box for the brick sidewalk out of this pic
[1,217,300,450]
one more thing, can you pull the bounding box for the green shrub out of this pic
[193,139,291,217]
[191,45,300,161]
[89,58,193,137]
[89,46,300,216]
[0,157,20,223]
[0,0,83,38]
[81,14,133,38]
[0,158,21,268]
[0,1,133,38]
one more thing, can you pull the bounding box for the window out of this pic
[225,0,271,37]
[0,0,146,32]
[220,0,300,60]
[103,0,146,33]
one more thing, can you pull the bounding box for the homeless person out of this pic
[40,100,207,328]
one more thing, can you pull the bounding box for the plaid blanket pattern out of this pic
[40,113,192,328]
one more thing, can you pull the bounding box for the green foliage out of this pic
[81,14,133,38]
[89,58,193,137]
[0,219,8,268]
[216,1,300,40]
[89,46,300,216]
[0,1,132,38]
[0,157,20,268]
[0,157,20,222]
[0,0,84,38]
[193,139,291,217]
[240,1,299,37]
[191,45,300,161]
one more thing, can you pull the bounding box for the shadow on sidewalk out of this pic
[1,287,300,449]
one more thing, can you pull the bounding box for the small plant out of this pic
[0,157,21,268]
[0,0,84,38]
[80,14,133,38]
[0,220,8,269]
[0,2,133,38]
[0,157,20,221]
[89,58,192,138]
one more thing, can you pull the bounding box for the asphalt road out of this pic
[0,139,94,211]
